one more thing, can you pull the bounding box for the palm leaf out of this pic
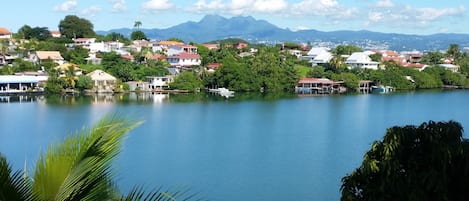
[121,186,201,201]
[0,154,32,201]
[32,116,142,201]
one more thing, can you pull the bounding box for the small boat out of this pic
[208,87,235,98]
[371,85,394,93]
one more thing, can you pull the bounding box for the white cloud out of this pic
[376,0,394,8]
[192,0,225,13]
[142,0,174,11]
[416,6,465,21]
[290,0,357,19]
[368,11,383,22]
[53,0,77,12]
[110,0,127,12]
[81,6,102,17]
[252,0,288,13]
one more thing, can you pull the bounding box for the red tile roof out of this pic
[121,54,134,60]
[0,27,11,35]
[299,78,336,84]
[207,63,221,68]
[169,53,200,60]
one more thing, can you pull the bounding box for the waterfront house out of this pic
[166,52,201,67]
[126,81,150,91]
[147,75,174,90]
[0,75,48,93]
[296,78,345,94]
[345,52,379,70]
[0,27,12,39]
[86,70,116,93]
[31,51,65,65]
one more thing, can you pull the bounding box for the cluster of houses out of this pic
[0,26,463,94]
[297,47,460,72]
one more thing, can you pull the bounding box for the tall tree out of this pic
[447,44,460,59]
[341,121,469,201]
[59,15,96,39]
[133,21,142,30]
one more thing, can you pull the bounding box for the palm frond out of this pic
[121,186,202,201]
[0,154,32,201]
[32,115,142,201]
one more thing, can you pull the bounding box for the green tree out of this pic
[44,70,64,94]
[76,75,93,91]
[369,53,382,62]
[166,38,185,43]
[447,44,460,59]
[341,121,469,201]
[59,15,96,39]
[65,46,89,65]
[130,30,148,41]
[333,45,363,55]
[134,21,142,30]
[169,71,202,92]
[420,51,445,65]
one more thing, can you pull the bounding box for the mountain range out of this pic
[97,15,469,52]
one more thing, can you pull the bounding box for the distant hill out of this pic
[97,15,469,51]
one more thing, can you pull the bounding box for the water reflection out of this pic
[0,92,301,105]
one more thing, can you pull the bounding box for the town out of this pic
[1,15,469,96]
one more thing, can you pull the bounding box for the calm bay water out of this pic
[1,90,468,201]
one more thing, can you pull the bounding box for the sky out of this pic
[2,0,468,35]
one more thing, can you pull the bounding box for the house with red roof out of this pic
[202,43,220,50]
[0,27,12,39]
[205,63,222,73]
[166,52,201,67]
[50,30,61,38]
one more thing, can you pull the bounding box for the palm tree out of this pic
[134,21,142,30]
[0,116,197,201]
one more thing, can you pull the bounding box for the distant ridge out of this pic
[97,15,469,51]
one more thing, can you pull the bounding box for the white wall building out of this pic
[345,52,379,70]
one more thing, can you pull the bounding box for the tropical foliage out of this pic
[341,120,469,201]
[0,116,196,201]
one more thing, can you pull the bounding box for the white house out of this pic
[311,51,333,66]
[89,41,124,53]
[345,52,379,70]
[147,75,174,90]
[166,45,198,56]
[86,70,117,93]
[303,47,330,60]
[73,38,96,49]
[438,64,459,72]
[152,41,185,53]
[166,53,201,67]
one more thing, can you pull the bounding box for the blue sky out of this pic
[2,0,468,35]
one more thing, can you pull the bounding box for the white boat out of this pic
[208,87,235,98]
[371,85,394,93]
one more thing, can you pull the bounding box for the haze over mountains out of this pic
[98,15,469,52]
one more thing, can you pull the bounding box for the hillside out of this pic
[97,15,469,51]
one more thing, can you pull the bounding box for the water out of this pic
[1,90,468,201]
